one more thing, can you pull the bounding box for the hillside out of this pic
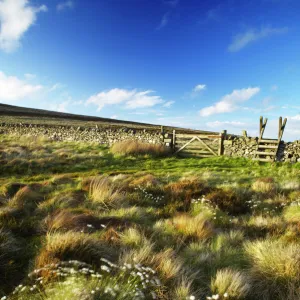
[0,103,217,134]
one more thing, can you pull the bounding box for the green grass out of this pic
[1,134,300,299]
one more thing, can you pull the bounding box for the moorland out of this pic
[0,106,300,300]
[0,133,300,300]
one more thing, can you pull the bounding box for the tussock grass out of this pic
[38,190,86,214]
[120,242,155,265]
[111,140,169,156]
[210,268,251,299]
[252,177,277,195]
[245,239,300,298]
[120,227,147,247]
[88,176,125,208]
[284,204,300,223]
[173,276,195,300]
[130,174,161,187]
[9,186,42,210]
[2,182,26,198]
[168,213,214,240]
[151,248,184,280]
[35,231,114,268]
[206,188,249,215]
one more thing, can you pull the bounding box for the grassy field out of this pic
[1,134,300,299]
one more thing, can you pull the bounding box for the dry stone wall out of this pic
[224,135,300,162]
[0,123,162,145]
[2,122,300,162]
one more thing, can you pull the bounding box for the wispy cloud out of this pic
[50,100,70,113]
[228,26,288,52]
[193,84,206,92]
[86,88,165,111]
[57,1,74,12]
[157,12,170,30]
[0,71,43,102]
[199,87,260,116]
[163,101,175,108]
[0,0,47,53]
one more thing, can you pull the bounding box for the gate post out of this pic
[218,130,226,156]
[172,130,176,152]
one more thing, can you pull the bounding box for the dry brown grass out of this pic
[111,140,170,156]
[130,174,161,187]
[206,188,250,215]
[150,248,184,281]
[245,239,300,299]
[35,231,113,268]
[168,213,214,240]
[89,176,126,208]
[9,186,42,210]
[43,209,130,233]
[210,268,251,299]
[252,177,277,195]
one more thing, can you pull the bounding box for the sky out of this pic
[1,0,300,141]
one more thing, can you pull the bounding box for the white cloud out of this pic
[56,101,70,113]
[57,1,74,12]
[86,88,164,111]
[110,115,118,119]
[0,0,47,52]
[49,83,65,92]
[271,85,278,91]
[228,26,288,52]
[0,71,43,101]
[199,87,260,116]
[163,101,174,108]
[193,84,206,92]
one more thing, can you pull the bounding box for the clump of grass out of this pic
[166,177,210,201]
[130,174,161,188]
[168,213,213,240]
[38,190,86,214]
[150,248,184,281]
[205,188,249,215]
[43,210,101,232]
[244,215,286,238]
[120,227,147,247]
[252,177,277,195]
[284,202,300,223]
[111,140,169,157]
[210,268,251,300]
[120,242,155,265]
[9,186,42,211]
[173,276,195,300]
[35,231,115,268]
[245,239,300,298]
[7,260,162,300]
[2,182,26,198]
[88,176,125,209]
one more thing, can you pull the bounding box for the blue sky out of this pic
[1,0,300,140]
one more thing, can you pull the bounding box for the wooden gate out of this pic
[172,130,226,158]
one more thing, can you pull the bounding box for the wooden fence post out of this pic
[218,130,226,156]
[172,130,176,151]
